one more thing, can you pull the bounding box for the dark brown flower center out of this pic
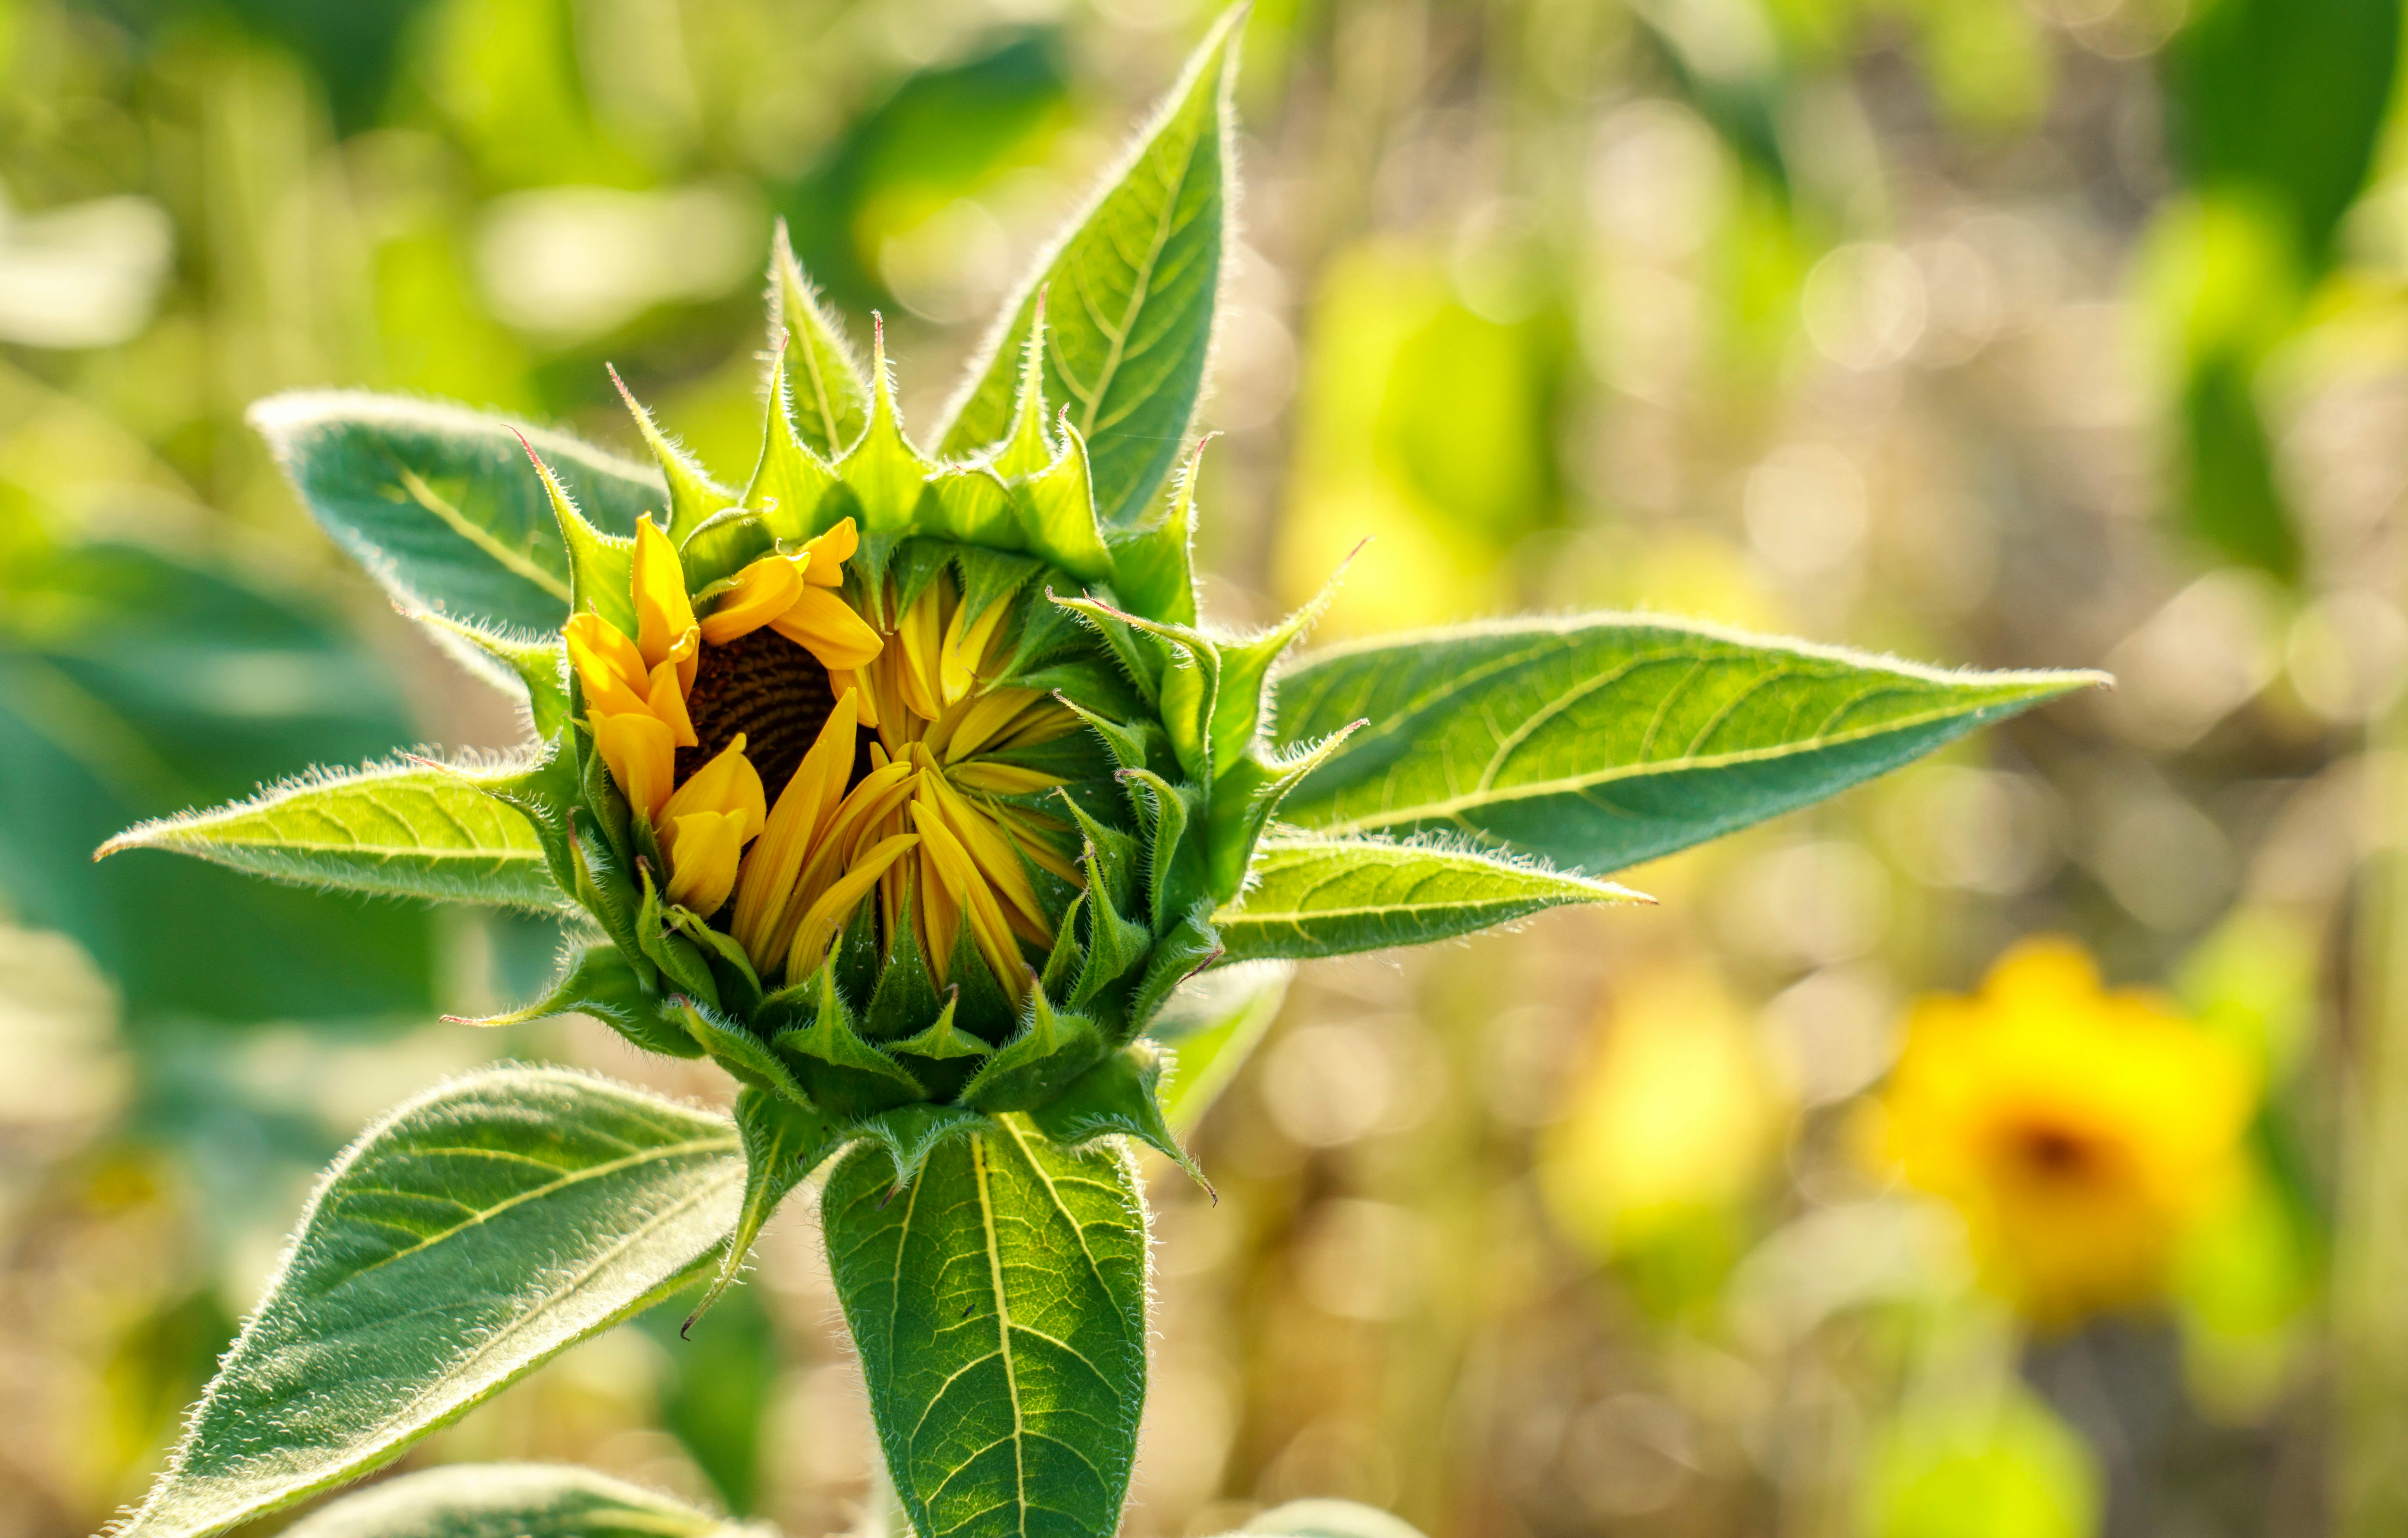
[2010,1122,2097,1183]
[678,627,866,797]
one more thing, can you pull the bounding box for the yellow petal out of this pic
[798,517,859,586]
[591,710,677,822]
[633,516,699,671]
[700,553,806,645]
[732,691,860,964]
[949,762,1067,796]
[912,803,1026,988]
[646,660,698,747]
[891,582,947,722]
[770,587,885,672]
[916,755,1045,934]
[566,612,647,698]
[939,594,1013,706]
[930,686,1048,763]
[663,732,767,841]
[839,668,880,729]
[663,809,748,915]
[786,832,921,980]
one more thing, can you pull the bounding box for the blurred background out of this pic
[1,0,2402,1533]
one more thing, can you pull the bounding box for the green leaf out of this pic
[1274,616,2105,874]
[0,540,433,1024]
[1215,838,1646,961]
[772,220,873,461]
[824,1118,1148,1538]
[689,1088,848,1328]
[935,9,1243,525]
[1148,960,1290,1133]
[120,1067,743,1538]
[249,392,663,634]
[98,759,571,911]
[278,1464,747,1538]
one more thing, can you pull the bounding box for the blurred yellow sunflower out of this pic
[1871,936,2255,1328]
[565,514,1079,992]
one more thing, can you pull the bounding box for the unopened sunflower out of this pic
[1871,936,2256,1327]
[333,257,1359,1173]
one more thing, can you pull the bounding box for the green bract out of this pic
[95,14,2102,1538]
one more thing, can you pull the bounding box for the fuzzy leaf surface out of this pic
[1215,838,1643,961]
[250,392,663,634]
[936,11,1240,525]
[824,1119,1147,1538]
[100,761,569,911]
[120,1068,743,1538]
[1274,617,2103,874]
[279,1464,747,1538]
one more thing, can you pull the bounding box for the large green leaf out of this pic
[120,1068,744,1538]
[935,10,1241,525]
[279,1464,748,1538]
[824,1119,1148,1538]
[249,391,664,635]
[1216,838,1645,961]
[99,760,570,911]
[1273,617,2102,875]
[0,540,432,1023]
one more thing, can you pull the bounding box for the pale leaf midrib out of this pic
[1297,700,2022,835]
[392,465,573,602]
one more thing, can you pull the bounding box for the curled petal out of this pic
[663,810,749,915]
[771,587,885,672]
[645,660,698,747]
[700,553,806,645]
[566,612,647,699]
[591,710,677,822]
[633,516,699,671]
[663,732,766,842]
[798,517,859,587]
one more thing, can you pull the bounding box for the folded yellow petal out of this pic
[786,832,920,981]
[591,710,677,822]
[663,810,748,915]
[633,516,699,671]
[566,612,647,698]
[798,517,859,586]
[700,553,805,645]
[771,587,886,672]
[912,803,1024,986]
[939,594,1012,706]
[948,762,1066,796]
[732,692,861,962]
[663,732,766,841]
[645,660,699,747]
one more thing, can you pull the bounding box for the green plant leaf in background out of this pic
[97,760,571,911]
[0,538,433,1023]
[936,9,1242,526]
[823,1120,1149,1538]
[248,392,664,634]
[119,1068,743,1538]
[1150,961,1292,1133]
[2157,0,2399,578]
[1215,838,1648,961]
[1274,617,2103,875]
[278,1464,749,1538]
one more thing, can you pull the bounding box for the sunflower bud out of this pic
[507,235,1334,1159]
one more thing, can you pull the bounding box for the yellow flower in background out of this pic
[1873,936,2255,1328]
